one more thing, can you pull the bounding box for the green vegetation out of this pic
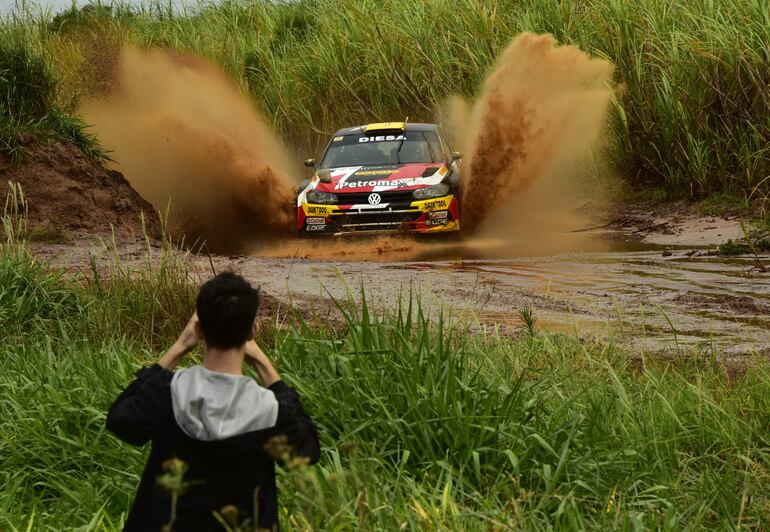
[697,192,750,217]
[0,24,105,162]
[719,238,770,256]
[1,0,768,197]
[1,193,770,530]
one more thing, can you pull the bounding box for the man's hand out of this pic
[176,313,201,352]
[244,340,267,365]
[245,340,281,387]
[158,313,200,370]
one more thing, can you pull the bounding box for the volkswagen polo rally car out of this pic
[297,122,461,236]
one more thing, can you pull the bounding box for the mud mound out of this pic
[0,138,161,240]
[672,293,770,315]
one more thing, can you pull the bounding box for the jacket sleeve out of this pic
[269,381,321,465]
[106,364,171,446]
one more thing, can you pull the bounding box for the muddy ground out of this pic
[30,201,769,359]
[0,139,161,240]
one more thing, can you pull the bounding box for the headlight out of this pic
[306,190,339,204]
[413,183,450,200]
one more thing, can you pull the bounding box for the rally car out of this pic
[297,122,462,236]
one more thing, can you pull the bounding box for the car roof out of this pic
[333,122,438,136]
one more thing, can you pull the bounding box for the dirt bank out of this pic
[603,200,746,247]
[0,137,161,241]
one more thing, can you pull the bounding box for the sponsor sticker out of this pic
[305,205,334,215]
[306,224,326,232]
[358,135,406,143]
[428,210,449,220]
[336,180,397,190]
[427,219,448,226]
[421,198,450,210]
[306,217,326,224]
[333,136,344,141]
[356,169,395,176]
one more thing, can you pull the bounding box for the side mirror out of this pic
[304,158,316,168]
[451,151,463,161]
[317,169,332,183]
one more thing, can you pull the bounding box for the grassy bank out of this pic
[0,24,104,162]
[1,215,770,529]
[1,0,769,198]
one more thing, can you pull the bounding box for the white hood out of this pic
[170,366,279,441]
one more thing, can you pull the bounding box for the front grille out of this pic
[336,190,416,204]
[329,209,422,231]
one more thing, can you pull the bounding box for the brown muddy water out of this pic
[35,227,769,357]
[226,233,768,356]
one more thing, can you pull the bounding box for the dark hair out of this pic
[196,272,260,350]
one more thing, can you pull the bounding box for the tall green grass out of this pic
[1,195,770,529]
[0,20,105,162]
[3,0,766,197]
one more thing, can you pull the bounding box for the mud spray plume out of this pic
[454,33,615,244]
[80,46,297,253]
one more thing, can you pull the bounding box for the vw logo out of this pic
[367,193,382,206]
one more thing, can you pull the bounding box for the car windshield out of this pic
[320,131,443,169]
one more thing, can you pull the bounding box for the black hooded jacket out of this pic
[106,364,319,531]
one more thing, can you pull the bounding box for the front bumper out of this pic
[297,195,461,236]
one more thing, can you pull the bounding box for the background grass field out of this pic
[1,190,770,529]
[1,0,768,199]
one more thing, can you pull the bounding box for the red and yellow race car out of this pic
[297,122,461,236]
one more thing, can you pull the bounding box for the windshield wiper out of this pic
[396,136,406,164]
[424,133,437,163]
[396,117,409,164]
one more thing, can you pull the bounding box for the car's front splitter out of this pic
[297,195,461,235]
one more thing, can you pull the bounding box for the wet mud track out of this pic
[224,248,769,356]
[34,235,769,357]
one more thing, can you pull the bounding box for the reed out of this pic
[1,0,767,196]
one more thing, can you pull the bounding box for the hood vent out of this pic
[421,166,441,178]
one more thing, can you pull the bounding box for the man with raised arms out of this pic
[106,272,319,531]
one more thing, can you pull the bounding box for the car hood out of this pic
[313,163,448,194]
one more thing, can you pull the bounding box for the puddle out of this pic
[34,229,769,357]
[234,248,769,356]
